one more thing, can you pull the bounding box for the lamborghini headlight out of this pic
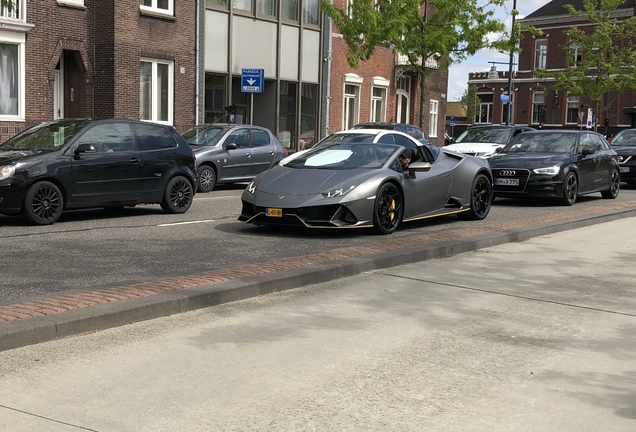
[246,180,256,194]
[0,165,15,181]
[533,165,561,175]
[321,185,355,198]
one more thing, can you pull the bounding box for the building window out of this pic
[346,0,353,17]
[534,39,547,69]
[58,0,85,8]
[140,59,174,125]
[343,84,359,129]
[233,0,252,12]
[303,0,319,25]
[206,0,227,8]
[204,73,226,123]
[0,42,21,118]
[281,0,297,20]
[279,81,297,150]
[257,0,276,16]
[532,91,544,124]
[300,83,318,150]
[140,0,174,15]
[1,1,21,19]
[395,76,410,123]
[371,87,386,122]
[429,99,438,137]
[475,93,493,124]
[566,95,579,124]
[570,43,581,67]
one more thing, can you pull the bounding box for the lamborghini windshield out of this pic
[286,143,399,170]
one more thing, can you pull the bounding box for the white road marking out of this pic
[194,196,241,201]
[158,219,216,227]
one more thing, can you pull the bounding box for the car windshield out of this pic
[454,127,511,144]
[610,130,636,147]
[287,143,398,170]
[0,120,90,151]
[181,126,230,146]
[312,132,376,149]
[502,132,577,154]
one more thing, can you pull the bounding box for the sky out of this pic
[446,0,552,101]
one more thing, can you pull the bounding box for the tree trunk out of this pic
[419,73,427,132]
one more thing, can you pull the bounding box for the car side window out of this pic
[133,124,178,151]
[377,134,396,144]
[389,158,403,173]
[394,134,416,148]
[578,134,596,154]
[76,123,133,153]
[226,129,251,149]
[591,134,607,151]
[405,126,419,139]
[251,129,271,147]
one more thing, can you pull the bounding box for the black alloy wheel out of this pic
[373,182,404,234]
[161,176,194,214]
[458,173,492,220]
[21,181,64,225]
[197,165,217,193]
[601,168,620,199]
[561,172,578,206]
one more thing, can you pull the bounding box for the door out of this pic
[70,123,140,205]
[576,133,598,191]
[219,128,253,180]
[132,123,181,201]
[591,134,614,188]
[249,128,276,175]
[54,68,63,120]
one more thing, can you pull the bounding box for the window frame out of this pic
[475,93,493,124]
[429,99,438,138]
[566,95,579,124]
[532,91,545,124]
[139,58,174,126]
[0,36,25,122]
[302,0,320,26]
[140,0,174,16]
[569,43,581,67]
[534,39,547,70]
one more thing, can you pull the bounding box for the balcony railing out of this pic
[0,0,22,20]
[397,53,439,70]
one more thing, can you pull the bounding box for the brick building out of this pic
[466,0,636,135]
[0,0,196,142]
[327,1,449,147]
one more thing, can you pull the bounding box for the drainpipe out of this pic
[195,0,201,125]
[321,12,332,140]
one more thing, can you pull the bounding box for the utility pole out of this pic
[506,0,517,126]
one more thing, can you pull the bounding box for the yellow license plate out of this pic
[266,208,283,217]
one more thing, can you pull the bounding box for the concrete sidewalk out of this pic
[1,217,635,431]
[2,199,636,352]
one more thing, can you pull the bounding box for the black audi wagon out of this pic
[0,119,197,225]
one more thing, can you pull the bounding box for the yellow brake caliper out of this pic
[389,199,396,221]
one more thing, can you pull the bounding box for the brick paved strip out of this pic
[1,200,636,326]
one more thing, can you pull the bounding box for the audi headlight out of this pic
[533,165,561,175]
[321,185,355,198]
[0,165,15,181]
[247,180,256,194]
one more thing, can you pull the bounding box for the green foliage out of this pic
[535,0,636,118]
[1,1,14,10]
[460,84,480,122]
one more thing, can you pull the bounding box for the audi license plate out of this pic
[495,178,519,186]
[620,167,630,173]
[266,208,283,217]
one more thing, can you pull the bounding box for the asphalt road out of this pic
[1,183,636,302]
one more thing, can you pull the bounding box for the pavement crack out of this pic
[381,273,636,319]
[0,404,99,431]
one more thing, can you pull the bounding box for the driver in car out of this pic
[398,149,414,170]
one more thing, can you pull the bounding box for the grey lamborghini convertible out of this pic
[238,142,493,234]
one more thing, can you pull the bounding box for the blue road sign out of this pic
[450,115,455,126]
[500,95,510,103]
[241,68,264,93]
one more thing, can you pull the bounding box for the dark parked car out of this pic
[0,119,197,225]
[181,124,287,192]
[608,129,636,184]
[351,122,430,146]
[489,130,620,205]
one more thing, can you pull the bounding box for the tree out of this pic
[460,84,480,124]
[321,0,514,130]
[535,0,636,131]
[1,1,15,10]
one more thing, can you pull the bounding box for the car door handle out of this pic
[246,153,251,157]
[270,151,274,155]
[130,158,140,164]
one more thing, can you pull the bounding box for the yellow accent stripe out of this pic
[402,208,470,222]
[242,212,373,229]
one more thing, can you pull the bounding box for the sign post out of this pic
[449,115,455,139]
[240,68,265,125]
[578,111,585,130]
[586,108,593,130]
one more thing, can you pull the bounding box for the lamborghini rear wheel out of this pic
[458,173,492,221]
[373,183,403,234]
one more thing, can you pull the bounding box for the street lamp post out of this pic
[506,0,517,126]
